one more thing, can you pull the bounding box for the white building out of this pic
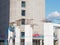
[0,0,45,45]
[44,22,60,45]
[10,0,45,34]
[9,0,45,45]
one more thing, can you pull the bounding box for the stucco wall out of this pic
[10,0,45,35]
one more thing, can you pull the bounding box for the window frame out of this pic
[21,10,25,16]
[21,19,25,25]
[21,1,26,7]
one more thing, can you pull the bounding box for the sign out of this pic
[33,34,39,37]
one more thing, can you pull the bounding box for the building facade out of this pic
[0,0,45,45]
[10,0,45,34]
[0,0,59,45]
[9,0,45,45]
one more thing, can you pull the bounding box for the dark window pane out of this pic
[22,10,25,16]
[21,39,25,45]
[21,1,26,7]
[21,19,25,25]
[33,40,37,45]
[21,32,25,37]
[33,40,40,45]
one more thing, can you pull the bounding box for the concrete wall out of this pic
[10,0,45,35]
[26,0,45,34]
[10,0,21,22]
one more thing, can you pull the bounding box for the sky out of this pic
[46,0,60,23]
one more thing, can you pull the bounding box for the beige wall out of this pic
[10,0,21,22]
[10,0,45,35]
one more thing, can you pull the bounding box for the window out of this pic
[33,40,40,45]
[21,1,26,7]
[21,10,25,16]
[21,19,25,25]
[21,39,25,45]
[21,32,25,37]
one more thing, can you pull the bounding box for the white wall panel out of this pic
[25,25,32,45]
